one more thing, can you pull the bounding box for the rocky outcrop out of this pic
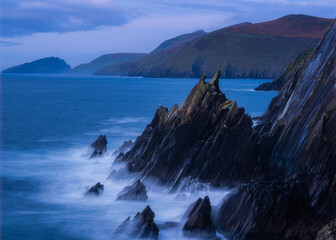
[214,174,326,240]
[183,196,217,239]
[114,205,159,239]
[316,219,336,240]
[89,135,107,158]
[83,182,104,197]
[116,70,269,187]
[116,179,148,201]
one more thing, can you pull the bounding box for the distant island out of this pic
[2,57,71,74]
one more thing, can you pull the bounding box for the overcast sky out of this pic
[0,0,335,70]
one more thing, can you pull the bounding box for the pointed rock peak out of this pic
[210,69,221,90]
[198,72,206,84]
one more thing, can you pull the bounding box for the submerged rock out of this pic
[183,196,217,239]
[83,182,104,197]
[89,135,107,158]
[114,205,159,239]
[116,179,148,201]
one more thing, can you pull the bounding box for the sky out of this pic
[0,0,335,70]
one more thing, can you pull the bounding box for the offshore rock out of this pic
[83,182,104,197]
[116,179,148,201]
[117,70,268,187]
[214,174,325,240]
[114,205,159,239]
[183,196,217,239]
[89,135,107,158]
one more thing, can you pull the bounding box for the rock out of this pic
[83,182,104,197]
[116,70,268,187]
[113,140,134,156]
[214,174,325,240]
[89,135,107,158]
[259,19,336,176]
[116,179,148,201]
[114,205,159,239]
[182,196,217,239]
[316,218,336,240]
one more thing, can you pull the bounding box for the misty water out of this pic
[1,74,277,240]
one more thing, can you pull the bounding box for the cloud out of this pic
[0,40,22,46]
[1,0,136,37]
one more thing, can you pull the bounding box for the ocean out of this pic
[1,74,277,240]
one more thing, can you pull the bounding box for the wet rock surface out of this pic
[114,205,159,239]
[214,174,326,240]
[183,196,217,239]
[316,218,336,240]
[83,182,104,197]
[116,179,148,201]
[89,135,107,158]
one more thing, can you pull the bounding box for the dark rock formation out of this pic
[113,140,134,157]
[316,218,336,240]
[255,48,313,91]
[2,57,71,74]
[114,205,159,239]
[83,182,104,197]
[89,135,107,158]
[116,70,269,187]
[258,19,336,177]
[116,179,148,201]
[183,196,217,239]
[214,174,325,240]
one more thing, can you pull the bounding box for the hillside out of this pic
[151,29,206,53]
[2,57,71,74]
[255,48,314,90]
[96,14,333,79]
[70,53,146,74]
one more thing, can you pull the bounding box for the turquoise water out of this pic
[1,74,277,240]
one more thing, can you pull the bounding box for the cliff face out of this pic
[117,70,267,187]
[259,19,336,177]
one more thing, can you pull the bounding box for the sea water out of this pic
[1,74,277,240]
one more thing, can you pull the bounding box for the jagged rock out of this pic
[182,196,217,239]
[316,218,336,240]
[89,135,107,158]
[116,70,268,187]
[114,205,159,239]
[83,182,104,197]
[116,179,148,201]
[113,140,134,156]
[214,174,325,240]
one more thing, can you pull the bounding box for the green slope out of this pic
[71,53,147,74]
[151,29,206,53]
[255,48,314,91]
[96,15,333,79]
